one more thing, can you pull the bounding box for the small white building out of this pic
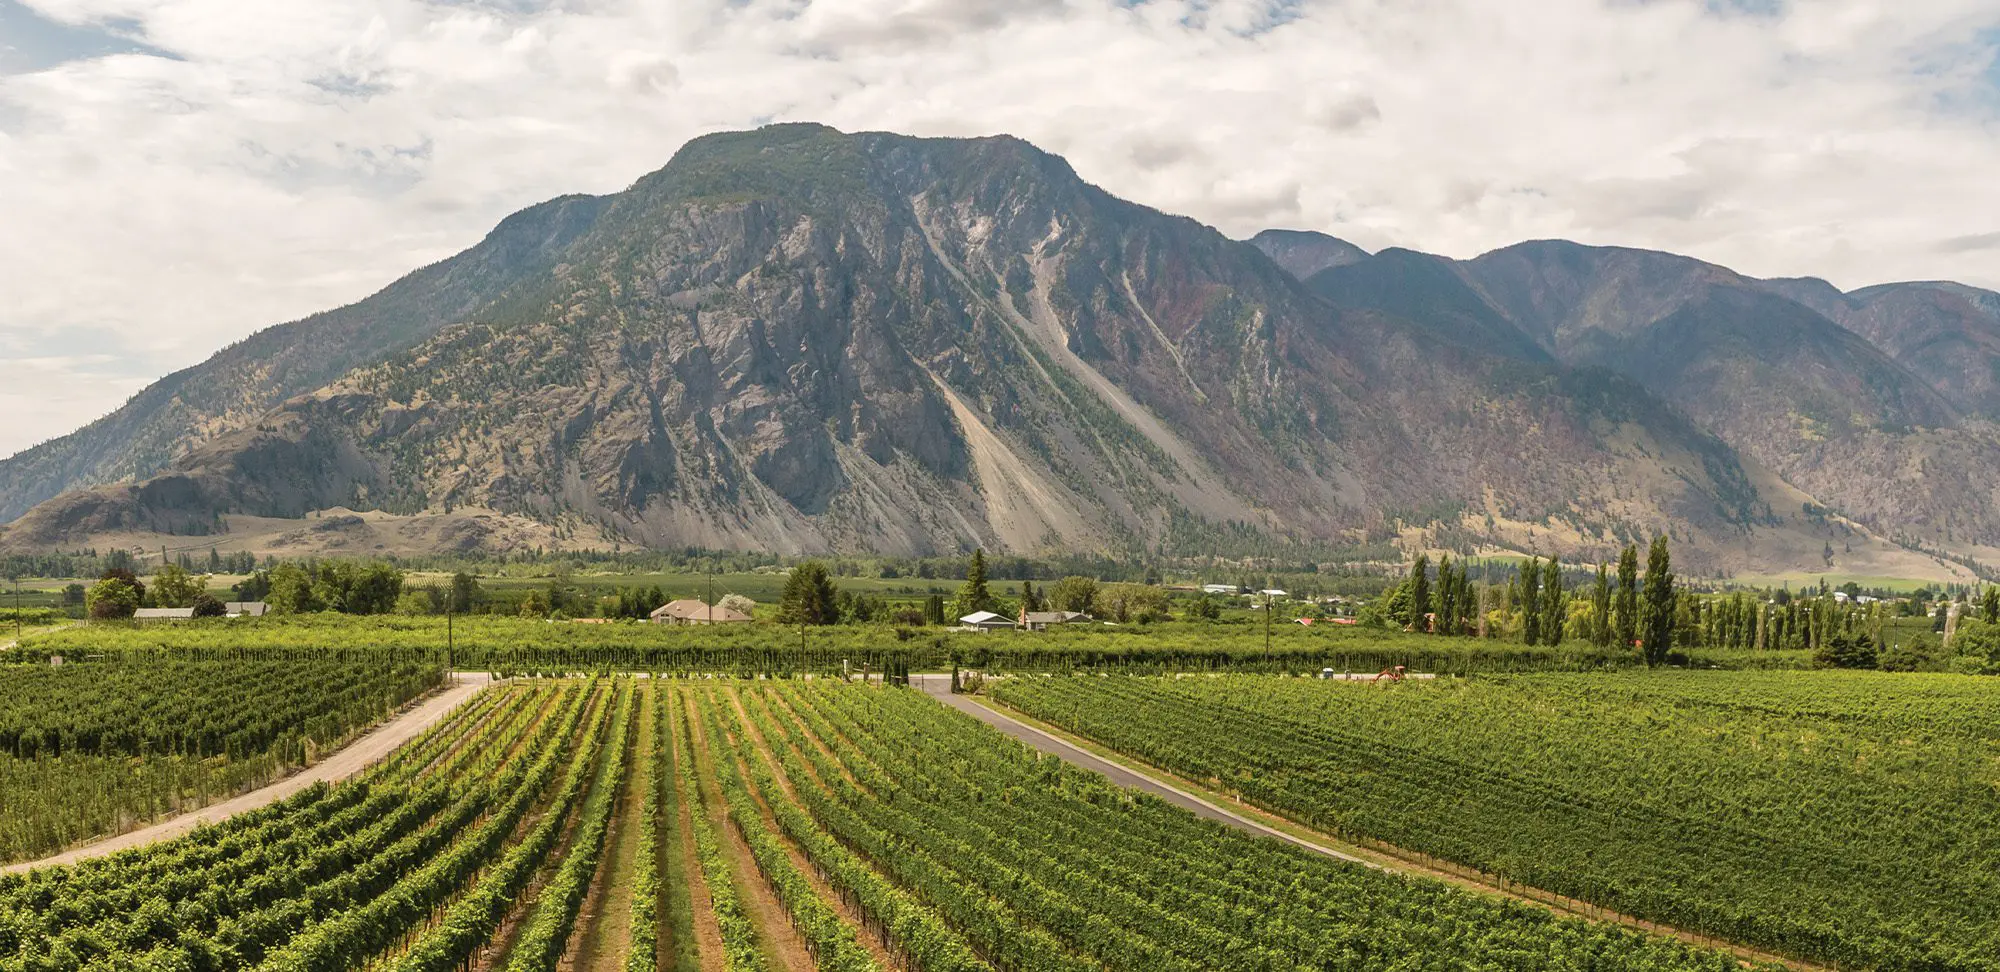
[1200,584,1237,595]
[1258,589,1289,599]
[957,611,1014,631]
[133,607,195,621]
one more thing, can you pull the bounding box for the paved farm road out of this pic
[911,674,1375,868]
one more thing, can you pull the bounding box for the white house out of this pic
[1200,584,1237,595]
[957,611,1014,631]
[1258,589,1289,599]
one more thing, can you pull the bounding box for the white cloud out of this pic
[2,0,2000,458]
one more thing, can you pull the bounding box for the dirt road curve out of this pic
[4,672,495,875]
[910,674,1376,868]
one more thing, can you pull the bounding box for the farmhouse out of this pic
[225,601,268,618]
[1019,610,1090,631]
[957,611,1014,631]
[650,599,753,624]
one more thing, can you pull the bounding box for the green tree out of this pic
[923,593,946,626]
[1407,555,1432,633]
[1615,545,1639,649]
[85,577,140,619]
[150,565,204,609]
[779,561,842,625]
[1642,537,1675,665]
[266,565,320,615]
[1591,564,1612,647]
[956,549,993,618]
[1020,580,1042,614]
[190,593,226,618]
[1189,594,1222,620]
[1520,557,1542,645]
[1049,576,1099,614]
[347,563,405,615]
[1435,556,1458,636]
[1539,557,1566,645]
[1981,586,1999,625]
[447,571,482,614]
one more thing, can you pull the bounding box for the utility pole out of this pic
[1264,593,1273,656]
[12,577,20,644]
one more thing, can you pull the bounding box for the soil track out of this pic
[4,672,495,874]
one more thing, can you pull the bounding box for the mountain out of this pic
[1246,229,1369,281]
[4,123,1893,572]
[0,194,610,524]
[1763,277,2000,420]
[2,124,1984,578]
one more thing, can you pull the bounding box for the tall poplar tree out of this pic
[1540,556,1566,645]
[1408,554,1432,633]
[1591,564,1612,647]
[1520,556,1542,645]
[1435,555,1458,636]
[1642,536,1675,665]
[1615,545,1640,649]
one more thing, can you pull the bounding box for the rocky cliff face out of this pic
[0,125,1974,571]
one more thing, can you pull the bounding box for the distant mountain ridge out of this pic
[0,125,1990,578]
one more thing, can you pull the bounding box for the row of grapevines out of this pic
[688,686,879,972]
[0,680,578,972]
[376,679,615,972]
[990,672,2000,971]
[728,688,991,972]
[667,685,766,972]
[625,683,662,972]
[502,681,636,972]
[766,680,1757,972]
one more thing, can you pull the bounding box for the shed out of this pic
[225,601,268,618]
[133,607,196,621]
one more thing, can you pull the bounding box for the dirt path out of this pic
[572,686,653,971]
[683,692,816,972]
[4,672,495,875]
[916,675,1822,971]
[724,688,900,969]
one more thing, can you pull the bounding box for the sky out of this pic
[2,0,1999,461]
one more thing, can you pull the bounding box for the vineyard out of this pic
[989,671,2000,971]
[0,677,1762,971]
[16,614,1812,674]
[0,656,444,864]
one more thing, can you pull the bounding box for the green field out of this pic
[0,655,442,863]
[0,677,1759,971]
[990,671,2000,971]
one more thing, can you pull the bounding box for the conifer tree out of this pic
[956,548,993,619]
[779,561,841,626]
[1020,579,1042,614]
